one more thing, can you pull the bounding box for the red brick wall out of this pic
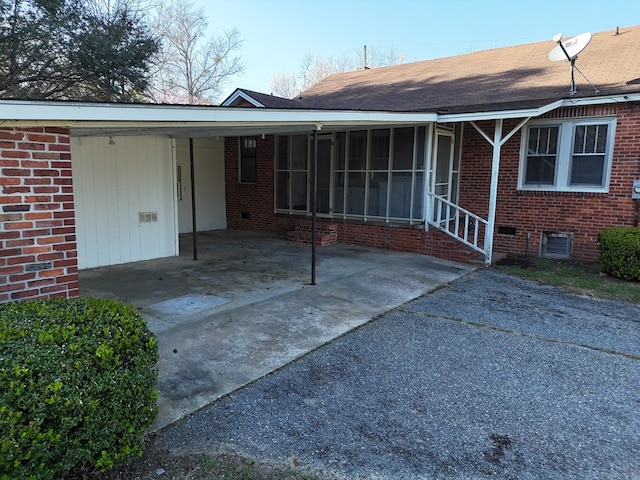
[459,103,640,262]
[0,127,79,303]
[225,135,295,234]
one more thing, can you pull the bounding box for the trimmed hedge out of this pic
[599,227,640,281]
[0,298,158,480]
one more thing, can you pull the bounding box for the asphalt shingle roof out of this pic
[293,25,640,113]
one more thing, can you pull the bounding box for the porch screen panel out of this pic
[346,131,367,215]
[368,129,390,217]
[333,132,346,214]
[290,135,308,212]
[389,127,416,219]
[412,172,424,220]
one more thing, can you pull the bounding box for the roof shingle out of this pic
[295,25,640,113]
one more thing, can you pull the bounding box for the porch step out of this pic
[453,244,507,266]
[287,220,338,246]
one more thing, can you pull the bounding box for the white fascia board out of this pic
[438,93,640,123]
[0,100,437,127]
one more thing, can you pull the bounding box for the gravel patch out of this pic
[152,270,640,480]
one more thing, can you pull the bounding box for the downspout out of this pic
[189,137,198,260]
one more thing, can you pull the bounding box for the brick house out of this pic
[1,25,640,303]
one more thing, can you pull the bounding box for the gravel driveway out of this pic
[152,270,640,479]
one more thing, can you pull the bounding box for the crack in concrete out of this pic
[401,308,640,361]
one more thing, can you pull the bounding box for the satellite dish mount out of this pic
[548,32,597,97]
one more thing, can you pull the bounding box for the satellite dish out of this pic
[548,32,594,96]
[548,32,592,62]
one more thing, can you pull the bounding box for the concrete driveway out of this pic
[149,269,640,480]
[79,230,475,430]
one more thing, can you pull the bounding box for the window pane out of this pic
[349,131,367,170]
[392,127,414,170]
[240,157,256,182]
[574,124,608,154]
[525,156,556,185]
[291,172,307,211]
[370,129,390,170]
[368,172,387,217]
[347,171,365,215]
[596,125,608,153]
[389,173,412,218]
[276,172,289,209]
[570,155,605,186]
[291,135,307,170]
[277,136,288,169]
[529,126,558,155]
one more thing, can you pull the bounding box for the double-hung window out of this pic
[520,118,615,192]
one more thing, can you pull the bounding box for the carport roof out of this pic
[3,93,640,139]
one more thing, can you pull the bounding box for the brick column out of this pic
[0,127,79,303]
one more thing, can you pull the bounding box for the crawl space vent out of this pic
[541,231,573,259]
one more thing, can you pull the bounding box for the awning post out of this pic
[189,137,198,260]
[310,130,318,285]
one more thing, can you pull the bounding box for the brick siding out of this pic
[0,127,79,303]
[460,103,640,262]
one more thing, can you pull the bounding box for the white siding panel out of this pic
[176,137,226,233]
[71,135,177,269]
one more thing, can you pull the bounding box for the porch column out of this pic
[471,117,530,266]
[485,119,503,266]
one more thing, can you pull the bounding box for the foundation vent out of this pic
[139,212,158,223]
[541,231,573,259]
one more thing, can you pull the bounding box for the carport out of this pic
[78,229,475,430]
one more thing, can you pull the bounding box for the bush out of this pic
[0,298,158,480]
[599,227,640,281]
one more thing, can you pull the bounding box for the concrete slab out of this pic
[78,230,475,431]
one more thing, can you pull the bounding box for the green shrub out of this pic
[599,227,640,281]
[0,298,158,480]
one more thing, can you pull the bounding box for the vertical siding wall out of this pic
[0,127,79,303]
[175,137,227,233]
[459,103,640,262]
[71,135,177,269]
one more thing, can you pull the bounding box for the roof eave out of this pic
[438,93,640,122]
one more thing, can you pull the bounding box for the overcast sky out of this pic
[202,0,640,101]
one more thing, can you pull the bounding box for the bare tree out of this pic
[150,0,245,104]
[270,46,406,99]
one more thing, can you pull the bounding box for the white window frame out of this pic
[518,117,616,193]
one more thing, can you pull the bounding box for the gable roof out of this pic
[294,25,640,114]
[222,88,297,108]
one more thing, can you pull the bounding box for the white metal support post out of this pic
[485,119,503,266]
